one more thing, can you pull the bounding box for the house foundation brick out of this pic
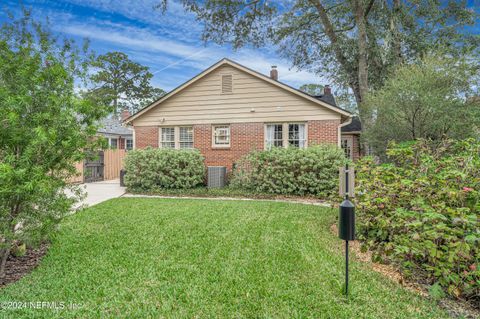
[134,120,342,170]
[308,120,340,145]
[134,126,159,149]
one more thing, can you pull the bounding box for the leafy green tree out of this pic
[159,0,478,123]
[90,52,165,114]
[0,11,109,279]
[364,55,480,157]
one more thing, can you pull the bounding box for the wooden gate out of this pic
[83,151,104,183]
[103,149,127,180]
[70,149,126,183]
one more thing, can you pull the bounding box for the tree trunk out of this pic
[354,0,369,104]
[389,0,402,63]
[0,246,11,281]
[310,0,370,124]
[113,97,118,116]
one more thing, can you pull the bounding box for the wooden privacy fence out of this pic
[70,161,85,183]
[69,149,127,183]
[104,149,127,180]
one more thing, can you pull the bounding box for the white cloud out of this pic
[63,0,203,43]
[31,0,328,90]
[60,23,213,60]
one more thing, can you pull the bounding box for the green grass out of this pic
[0,198,448,318]
[128,186,326,201]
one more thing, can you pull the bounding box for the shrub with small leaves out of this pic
[124,148,206,190]
[230,145,347,198]
[356,139,480,302]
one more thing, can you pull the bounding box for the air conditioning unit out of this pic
[207,166,227,188]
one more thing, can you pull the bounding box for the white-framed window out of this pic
[109,137,118,149]
[179,126,194,149]
[288,123,306,148]
[341,137,353,159]
[265,124,283,149]
[212,125,230,147]
[161,127,175,149]
[160,126,194,149]
[126,138,133,150]
[265,123,306,149]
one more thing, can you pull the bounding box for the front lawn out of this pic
[0,198,448,318]
[127,185,325,201]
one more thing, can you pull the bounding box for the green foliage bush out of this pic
[124,148,206,190]
[0,11,109,277]
[363,55,480,157]
[230,145,347,198]
[356,139,480,301]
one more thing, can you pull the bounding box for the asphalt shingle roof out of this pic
[341,116,362,133]
[312,94,337,107]
[97,117,132,136]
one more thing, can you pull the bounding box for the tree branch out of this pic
[364,0,376,17]
[307,0,351,75]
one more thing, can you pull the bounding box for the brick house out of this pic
[97,109,134,150]
[124,58,359,170]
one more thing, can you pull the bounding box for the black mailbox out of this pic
[120,169,126,187]
[339,199,355,241]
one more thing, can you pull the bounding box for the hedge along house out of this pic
[124,58,358,170]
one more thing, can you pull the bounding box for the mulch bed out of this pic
[0,243,49,288]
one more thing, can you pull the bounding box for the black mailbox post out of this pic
[339,165,355,297]
[339,199,355,241]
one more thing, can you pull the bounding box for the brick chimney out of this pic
[120,109,131,121]
[270,66,278,81]
[324,85,332,95]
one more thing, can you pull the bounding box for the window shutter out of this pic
[221,75,233,93]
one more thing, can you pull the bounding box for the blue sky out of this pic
[1,0,325,91]
[1,0,479,92]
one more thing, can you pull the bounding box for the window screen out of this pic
[179,127,193,149]
[161,127,175,148]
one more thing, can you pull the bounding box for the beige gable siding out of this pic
[132,65,341,126]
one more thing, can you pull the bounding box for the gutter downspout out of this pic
[338,116,353,147]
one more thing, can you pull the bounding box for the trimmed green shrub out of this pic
[230,145,347,197]
[124,148,206,190]
[356,139,480,301]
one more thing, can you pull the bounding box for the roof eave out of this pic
[124,58,351,124]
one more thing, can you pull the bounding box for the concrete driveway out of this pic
[74,179,126,209]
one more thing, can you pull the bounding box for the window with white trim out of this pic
[213,125,230,147]
[109,137,118,149]
[161,127,175,148]
[288,123,306,148]
[126,138,133,150]
[265,123,306,149]
[341,138,352,159]
[265,124,283,149]
[160,126,194,149]
[179,126,193,149]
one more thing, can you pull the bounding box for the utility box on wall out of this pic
[207,166,227,188]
